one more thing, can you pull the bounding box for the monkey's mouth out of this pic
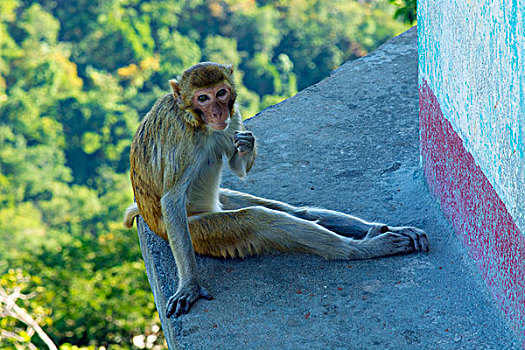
[209,117,230,131]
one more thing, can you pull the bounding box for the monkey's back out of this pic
[130,94,197,240]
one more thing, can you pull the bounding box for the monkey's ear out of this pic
[225,64,234,76]
[169,79,181,100]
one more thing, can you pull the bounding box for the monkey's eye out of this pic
[197,95,208,102]
[216,89,227,97]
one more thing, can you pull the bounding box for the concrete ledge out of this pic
[136,27,520,349]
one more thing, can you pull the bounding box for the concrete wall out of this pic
[418,0,525,343]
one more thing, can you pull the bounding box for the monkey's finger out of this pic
[175,298,184,317]
[166,307,173,318]
[236,141,254,153]
[408,230,421,251]
[389,233,415,254]
[234,133,253,139]
[412,228,429,252]
[236,144,248,153]
[166,297,177,318]
[235,139,254,148]
[234,133,254,143]
[391,227,428,252]
[199,286,213,301]
[419,232,430,252]
[182,298,191,314]
[234,130,253,136]
[234,135,255,144]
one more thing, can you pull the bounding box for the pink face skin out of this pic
[192,84,232,131]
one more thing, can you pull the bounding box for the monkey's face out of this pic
[192,84,232,131]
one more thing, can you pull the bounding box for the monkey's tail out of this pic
[123,203,140,228]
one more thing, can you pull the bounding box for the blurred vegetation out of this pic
[0,0,411,348]
[389,0,417,25]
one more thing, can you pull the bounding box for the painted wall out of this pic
[419,0,524,231]
[418,0,525,343]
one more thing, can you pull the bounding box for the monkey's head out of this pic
[170,62,237,131]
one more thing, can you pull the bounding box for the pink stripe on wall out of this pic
[419,79,525,341]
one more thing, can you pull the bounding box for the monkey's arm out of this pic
[161,186,212,317]
[228,131,256,178]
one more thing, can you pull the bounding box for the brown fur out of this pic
[125,62,428,318]
[129,63,246,240]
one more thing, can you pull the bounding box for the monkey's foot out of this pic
[166,282,213,318]
[388,226,429,252]
[360,225,429,258]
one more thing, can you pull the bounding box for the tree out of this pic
[389,0,417,25]
[1,0,411,347]
[0,269,57,349]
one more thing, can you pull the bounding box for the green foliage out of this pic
[389,0,417,25]
[0,0,410,348]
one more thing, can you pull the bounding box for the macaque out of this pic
[124,62,429,318]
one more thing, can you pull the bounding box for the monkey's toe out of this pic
[388,232,416,253]
[166,284,213,318]
[390,226,429,252]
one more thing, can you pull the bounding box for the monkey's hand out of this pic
[166,281,213,318]
[234,131,255,156]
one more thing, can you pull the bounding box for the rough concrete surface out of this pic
[136,27,521,349]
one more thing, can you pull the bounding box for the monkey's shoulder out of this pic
[152,92,177,112]
[137,96,197,140]
[144,94,182,124]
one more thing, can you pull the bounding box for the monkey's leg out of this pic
[219,188,381,239]
[188,206,425,260]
